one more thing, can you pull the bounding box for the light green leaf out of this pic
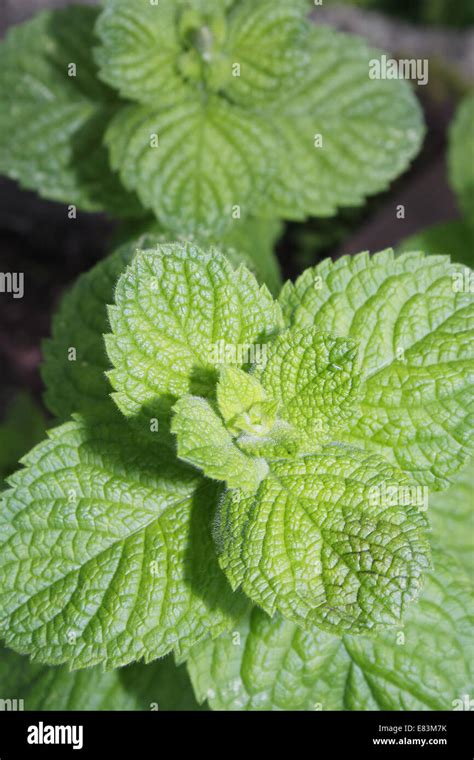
[0,646,202,711]
[216,445,430,634]
[172,395,268,492]
[254,328,360,448]
[113,216,283,296]
[0,7,142,216]
[255,26,424,220]
[430,459,474,581]
[398,220,474,269]
[106,243,282,428]
[216,368,299,458]
[449,93,474,227]
[187,549,473,711]
[42,234,167,421]
[105,97,275,236]
[0,413,246,669]
[280,250,474,489]
[217,367,266,429]
[42,221,282,425]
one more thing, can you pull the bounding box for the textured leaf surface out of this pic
[187,549,473,711]
[449,93,474,227]
[0,8,142,216]
[95,0,186,107]
[216,446,430,634]
[223,0,310,106]
[172,396,268,491]
[114,216,283,295]
[255,26,424,220]
[106,244,282,427]
[399,220,474,269]
[429,459,474,580]
[96,2,423,232]
[0,646,202,711]
[255,329,360,447]
[106,97,274,236]
[42,222,282,423]
[96,0,308,108]
[280,250,474,488]
[0,413,246,668]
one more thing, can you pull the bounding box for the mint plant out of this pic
[0,1,472,714]
[0,1,423,237]
[0,240,472,711]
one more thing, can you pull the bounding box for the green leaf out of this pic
[216,367,266,430]
[449,93,474,227]
[42,234,168,421]
[105,97,275,236]
[0,412,246,669]
[223,0,310,107]
[119,655,207,711]
[0,645,136,710]
[255,26,424,220]
[216,367,299,459]
[254,328,360,448]
[398,220,474,269]
[0,7,142,216]
[187,549,473,711]
[42,221,282,424]
[429,459,474,581]
[106,243,282,429]
[96,2,423,233]
[216,445,430,634]
[0,646,202,710]
[172,395,268,491]
[113,216,283,296]
[0,394,46,489]
[280,250,474,489]
[95,0,187,108]
[96,0,308,108]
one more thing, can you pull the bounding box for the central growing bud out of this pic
[177,7,230,91]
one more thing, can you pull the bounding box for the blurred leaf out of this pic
[399,219,474,269]
[0,393,46,488]
[0,646,203,711]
